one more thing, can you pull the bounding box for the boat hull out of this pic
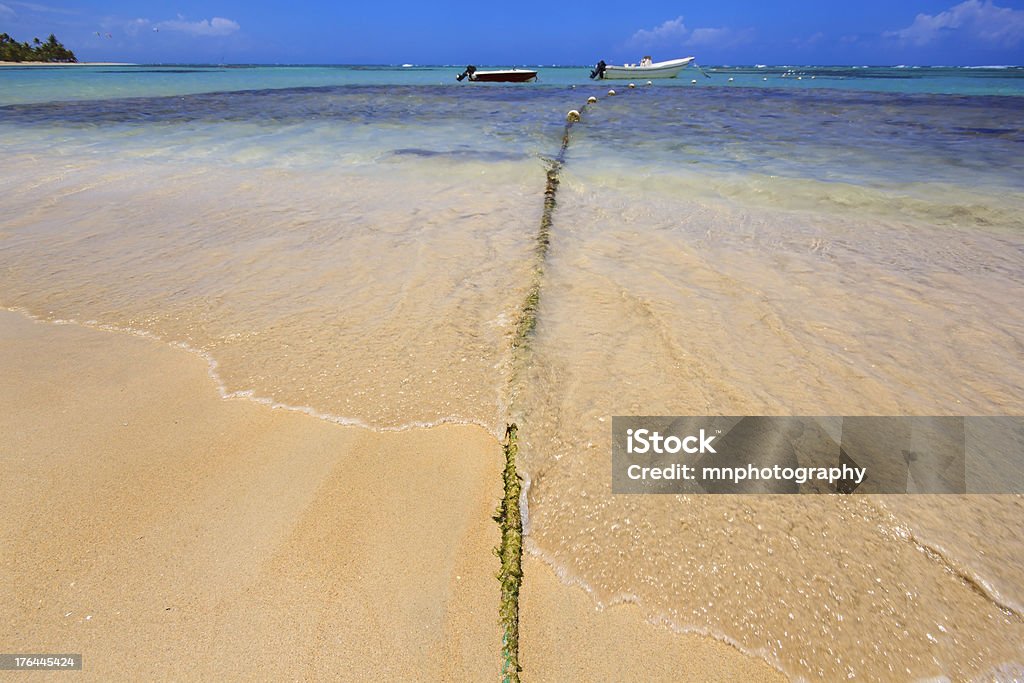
[470,70,537,83]
[599,57,694,79]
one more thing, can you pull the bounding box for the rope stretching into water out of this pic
[498,91,613,682]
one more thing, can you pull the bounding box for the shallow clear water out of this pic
[0,87,568,432]
[1,64,1023,106]
[2,67,1023,679]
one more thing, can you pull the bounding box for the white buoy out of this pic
[628,82,635,88]
[691,79,697,84]
[646,80,653,86]
[797,76,803,80]
[608,89,616,96]
[763,77,768,81]
[728,77,734,82]
[566,110,581,122]
[587,96,597,104]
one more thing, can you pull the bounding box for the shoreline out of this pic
[0,308,783,679]
[520,553,786,682]
[0,61,134,67]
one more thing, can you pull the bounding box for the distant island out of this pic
[0,32,76,63]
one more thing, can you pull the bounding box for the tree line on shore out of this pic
[0,32,77,62]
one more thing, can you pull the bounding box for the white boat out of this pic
[590,56,694,80]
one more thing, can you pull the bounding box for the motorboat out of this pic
[590,56,694,79]
[456,65,538,83]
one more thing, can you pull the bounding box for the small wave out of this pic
[389,147,529,162]
[99,69,223,74]
[523,539,789,678]
[874,498,1024,618]
[2,306,504,439]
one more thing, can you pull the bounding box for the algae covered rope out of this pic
[499,114,578,680]
[511,104,581,351]
[512,161,556,349]
[499,96,609,680]
[512,86,646,352]
[496,423,524,683]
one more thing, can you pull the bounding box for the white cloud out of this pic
[154,16,240,37]
[792,31,826,48]
[689,27,752,47]
[0,2,14,17]
[689,27,730,46]
[122,18,151,36]
[630,16,751,49]
[886,0,1024,47]
[630,16,689,45]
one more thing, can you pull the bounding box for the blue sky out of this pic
[2,0,1023,65]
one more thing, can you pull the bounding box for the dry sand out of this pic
[0,309,784,680]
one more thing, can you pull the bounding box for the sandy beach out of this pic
[0,310,784,679]
[0,61,132,66]
[0,310,503,679]
[2,65,1022,680]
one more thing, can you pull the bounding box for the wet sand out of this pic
[0,310,782,680]
[519,554,785,682]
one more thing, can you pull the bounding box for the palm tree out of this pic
[0,31,75,62]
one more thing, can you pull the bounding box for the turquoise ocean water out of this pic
[2,64,1024,104]
[2,64,1023,679]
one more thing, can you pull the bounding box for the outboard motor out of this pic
[589,60,607,80]
[456,65,477,82]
